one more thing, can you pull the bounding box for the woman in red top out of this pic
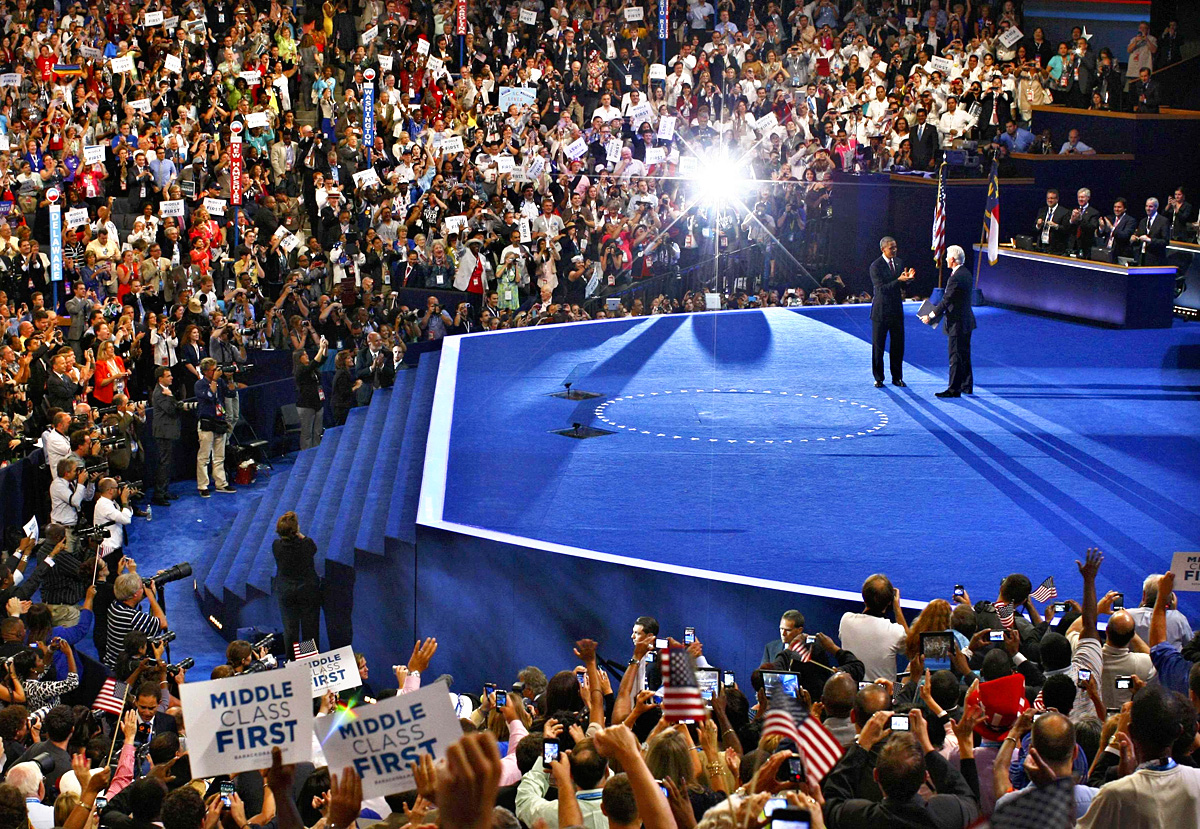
[115,248,139,304]
[90,340,129,407]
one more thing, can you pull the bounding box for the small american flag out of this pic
[1030,577,1057,603]
[787,637,812,662]
[761,691,844,783]
[660,646,706,722]
[995,602,1016,629]
[293,639,318,660]
[931,160,947,262]
[92,678,129,716]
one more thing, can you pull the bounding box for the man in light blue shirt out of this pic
[1127,573,1193,650]
[997,120,1035,154]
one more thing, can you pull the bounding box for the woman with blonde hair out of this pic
[904,598,964,660]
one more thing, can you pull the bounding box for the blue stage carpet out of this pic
[438,306,1200,615]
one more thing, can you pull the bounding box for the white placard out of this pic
[245,111,270,129]
[649,63,666,80]
[426,56,444,75]
[179,661,312,779]
[527,155,546,179]
[280,233,300,252]
[519,8,537,24]
[438,134,464,154]
[83,145,106,165]
[624,6,643,20]
[240,70,262,86]
[203,197,227,216]
[0,136,8,152]
[143,10,164,26]
[22,516,37,542]
[363,25,378,44]
[0,74,20,88]
[628,102,653,127]
[930,56,955,77]
[999,26,1023,49]
[164,53,182,74]
[606,139,623,163]
[905,17,918,31]
[163,15,179,29]
[65,207,90,228]
[679,155,698,176]
[495,155,515,173]
[110,54,135,74]
[80,45,102,60]
[756,111,778,133]
[306,646,363,697]
[313,681,462,798]
[379,54,393,71]
[353,167,381,188]
[416,38,430,56]
[518,217,532,243]
[1172,553,1200,591]
[443,215,468,235]
[129,98,152,113]
[159,199,185,218]
[645,146,665,165]
[657,115,676,139]
[565,137,588,159]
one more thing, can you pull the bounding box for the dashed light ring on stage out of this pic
[592,389,889,444]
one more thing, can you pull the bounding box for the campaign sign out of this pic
[379,54,394,71]
[999,27,1023,49]
[519,8,537,25]
[657,115,676,139]
[0,73,20,87]
[203,197,227,216]
[180,661,312,779]
[929,56,955,76]
[645,146,665,165]
[624,6,643,21]
[495,154,515,173]
[83,145,106,165]
[628,101,653,127]
[65,207,90,228]
[315,681,462,798]
[417,38,430,56]
[308,646,363,697]
[565,137,588,159]
[363,25,379,44]
[649,63,666,80]
[438,134,465,154]
[160,200,185,218]
[526,155,546,179]
[164,53,182,74]
[498,86,537,110]
[144,10,164,26]
[110,54,135,74]
[1171,553,1200,591]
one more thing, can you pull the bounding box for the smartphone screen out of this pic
[763,797,788,818]
[654,638,668,650]
[1078,669,1092,682]
[543,740,559,769]
[95,797,107,811]
[220,781,234,807]
[723,671,735,687]
[1115,677,1131,690]
[989,630,1005,642]
[576,670,585,685]
[953,584,965,597]
[1111,593,1124,610]
[495,690,507,707]
[1053,602,1067,613]
[684,627,695,645]
[786,756,805,782]
[890,715,910,732]
[771,808,811,829]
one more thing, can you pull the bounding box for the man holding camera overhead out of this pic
[103,572,167,669]
[207,310,248,427]
[195,358,236,497]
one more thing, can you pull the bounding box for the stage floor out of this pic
[419,305,1200,614]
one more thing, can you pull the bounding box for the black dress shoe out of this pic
[874,380,884,388]
[935,389,961,398]
[150,497,171,507]
[963,388,974,395]
[892,379,907,387]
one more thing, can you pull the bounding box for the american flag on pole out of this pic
[92,678,129,716]
[293,639,318,660]
[984,158,1000,264]
[660,646,706,722]
[931,161,947,262]
[995,602,1016,629]
[787,637,812,662]
[761,690,844,783]
[1030,577,1058,603]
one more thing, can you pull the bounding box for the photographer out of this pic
[103,396,147,488]
[207,311,248,427]
[150,367,180,507]
[12,639,78,711]
[32,525,86,626]
[93,477,134,573]
[418,296,453,341]
[272,511,320,658]
[49,458,95,553]
[103,573,166,669]
[194,359,235,498]
[293,336,328,450]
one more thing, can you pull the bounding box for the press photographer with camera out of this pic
[49,458,94,554]
[42,412,73,478]
[207,311,249,427]
[103,573,167,669]
[93,477,135,573]
[272,512,320,658]
[194,358,235,498]
[293,337,328,450]
[13,638,78,711]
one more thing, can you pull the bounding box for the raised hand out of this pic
[1076,547,1103,581]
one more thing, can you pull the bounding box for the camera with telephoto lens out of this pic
[95,405,119,418]
[142,562,192,587]
[119,483,143,497]
[86,460,110,475]
[99,436,124,448]
[75,525,108,541]
[167,657,194,674]
[218,363,253,376]
[148,630,176,646]
[28,705,51,724]
[252,633,275,652]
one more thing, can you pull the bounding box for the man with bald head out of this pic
[821,672,859,747]
[1101,609,1155,709]
[995,712,1099,817]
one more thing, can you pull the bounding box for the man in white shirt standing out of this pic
[5,762,54,829]
[41,412,72,478]
[93,477,134,565]
[838,573,909,681]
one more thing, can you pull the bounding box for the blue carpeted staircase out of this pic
[195,352,441,635]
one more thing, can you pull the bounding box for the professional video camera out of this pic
[142,562,192,587]
[75,524,109,542]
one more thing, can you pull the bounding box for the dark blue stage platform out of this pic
[195,303,1200,690]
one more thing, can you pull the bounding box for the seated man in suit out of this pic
[1131,67,1161,113]
[1133,196,1171,265]
[1034,189,1071,253]
[1096,197,1137,261]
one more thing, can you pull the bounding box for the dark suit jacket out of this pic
[1166,201,1194,240]
[152,383,181,440]
[1099,213,1137,260]
[978,90,1012,130]
[869,255,907,321]
[934,265,976,335]
[44,371,82,414]
[1035,204,1071,252]
[1135,213,1170,263]
[908,121,940,171]
[824,744,980,829]
[1068,204,1102,250]
[1132,78,1161,112]
[353,347,395,404]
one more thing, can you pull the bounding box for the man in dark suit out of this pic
[133,680,180,736]
[977,78,1012,140]
[1096,197,1137,261]
[1067,187,1102,253]
[1133,197,1170,265]
[44,352,87,414]
[1131,67,1161,113]
[150,367,180,506]
[908,109,940,172]
[1035,189,1071,253]
[353,332,395,405]
[869,237,915,388]
[921,245,975,398]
